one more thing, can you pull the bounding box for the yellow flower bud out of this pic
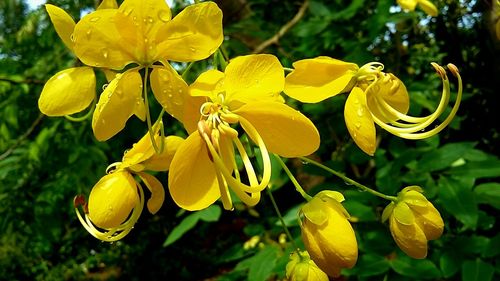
[382,186,444,259]
[88,171,138,229]
[285,251,328,281]
[300,191,358,277]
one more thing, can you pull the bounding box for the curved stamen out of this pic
[105,162,122,174]
[74,181,145,242]
[215,168,233,210]
[371,64,462,139]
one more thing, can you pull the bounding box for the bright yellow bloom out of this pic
[168,54,320,211]
[41,0,223,141]
[397,0,439,17]
[285,250,329,281]
[284,57,462,155]
[74,131,183,241]
[300,191,358,277]
[382,186,444,259]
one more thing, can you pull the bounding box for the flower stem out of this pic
[266,187,300,250]
[273,154,312,201]
[143,67,162,154]
[298,156,397,201]
[181,62,195,80]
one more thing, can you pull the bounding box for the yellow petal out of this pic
[45,4,75,51]
[168,132,220,211]
[39,67,95,116]
[144,136,185,171]
[393,202,415,225]
[398,0,418,10]
[189,69,225,100]
[236,101,320,158]
[73,9,135,69]
[317,190,345,203]
[418,0,438,16]
[137,172,165,214]
[366,74,409,123]
[224,55,284,105]
[156,2,223,62]
[114,0,171,63]
[88,171,138,229]
[401,190,428,207]
[92,70,143,141]
[344,87,377,156]
[150,66,189,122]
[284,56,358,103]
[414,202,444,240]
[301,200,358,277]
[301,197,328,226]
[121,132,157,169]
[390,215,428,259]
[97,0,118,9]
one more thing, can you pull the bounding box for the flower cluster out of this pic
[39,0,458,278]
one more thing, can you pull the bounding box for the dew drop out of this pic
[147,16,154,23]
[158,10,170,22]
[86,29,92,39]
[123,8,133,16]
[101,119,106,124]
[89,17,100,23]
[355,122,361,129]
[178,89,183,94]
[102,50,109,59]
[357,108,364,117]
[168,93,173,98]
[189,47,196,52]
[70,33,76,42]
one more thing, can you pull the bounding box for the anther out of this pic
[430,62,446,77]
[447,63,459,77]
[73,195,89,213]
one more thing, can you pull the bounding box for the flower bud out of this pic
[382,186,444,259]
[88,171,138,229]
[285,251,328,281]
[300,191,358,277]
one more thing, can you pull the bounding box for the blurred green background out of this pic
[1,0,499,280]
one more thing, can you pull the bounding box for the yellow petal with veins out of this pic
[344,87,377,156]
[39,67,95,116]
[92,70,143,141]
[144,136,185,171]
[284,56,358,103]
[189,69,225,100]
[137,172,165,214]
[115,0,171,63]
[156,2,223,62]
[168,132,220,211]
[224,55,284,105]
[236,101,320,158]
[45,4,75,51]
[88,171,138,229]
[73,9,135,69]
[150,66,189,122]
[366,75,409,123]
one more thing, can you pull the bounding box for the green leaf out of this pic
[448,159,500,179]
[329,0,365,21]
[474,183,500,210]
[356,253,391,277]
[163,205,221,247]
[483,234,500,258]
[390,255,441,279]
[417,142,476,172]
[461,259,495,281]
[248,246,279,281]
[438,177,478,229]
[343,200,377,221]
[440,251,461,278]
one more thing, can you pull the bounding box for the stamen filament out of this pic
[64,95,97,122]
[143,67,164,154]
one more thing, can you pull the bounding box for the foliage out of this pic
[1,0,499,280]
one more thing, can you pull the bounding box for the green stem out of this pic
[64,96,96,122]
[273,154,312,201]
[298,156,397,201]
[266,188,300,250]
[181,62,195,80]
[143,67,162,154]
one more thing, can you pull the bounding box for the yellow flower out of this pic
[168,54,320,211]
[284,57,462,155]
[397,0,439,17]
[382,186,444,259]
[74,131,183,241]
[299,191,358,277]
[42,0,223,141]
[285,250,329,281]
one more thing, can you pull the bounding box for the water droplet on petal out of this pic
[89,17,100,23]
[158,10,170,22]
[124,8,133,16]
[102,50,109,59]
[189,47,196,52]
[355,122,361,129]
[178,89,183,94]
[70,33,76,42]
[168,94,173,98]
[357,108,364,117]
[86,29,92,39]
